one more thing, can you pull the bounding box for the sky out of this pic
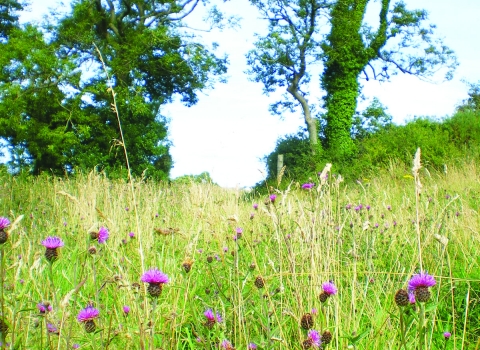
[17,0,480,188]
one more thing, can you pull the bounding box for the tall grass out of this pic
[0,157,478,349]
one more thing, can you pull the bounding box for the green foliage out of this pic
[457,80,480,112]
[246,0,329,153]
[173,171,216,185]
[320,0,457,157]
[0,0,228,180]
[0,0,22,39]
[351,98,393,140]
[263,132,324,186]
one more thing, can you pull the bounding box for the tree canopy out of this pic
[247,0,457,158]
[0,0,228,179]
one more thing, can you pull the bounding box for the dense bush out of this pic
[259,108,480,189]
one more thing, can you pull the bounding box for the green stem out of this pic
[0,247,5,349]
[399,309,407,350]
[48,263,57,306]
[418,303,426,350]
[150,298,158,350]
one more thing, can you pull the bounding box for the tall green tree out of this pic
[321,0,457,157]
[248,0,457,159]
[246,0,330,155]
[1,0,228,178]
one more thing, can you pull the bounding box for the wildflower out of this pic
[72,344,80,349]
[182,258,193,273]
[0,217,10,230]
[248,343,258,349]
[123,306,130,315]
[97,227,109,244]
[250,213,255,219]
[321,330,333,345]
[141,268,169,298]
[394,289,409,307]
[253,203,258,210]
[269,194,277,203]
[41,236,64,263]
[235,227,243,239]
[408,272,436,302]
[303,329,321,348]
[220,339,235,350]
[301,313,314,330]
[443,332,451,339]
[88,246,97,255]
[345,204,352,210]
[129,232,135,238]
[408,291,416,304]
[319,281,337,302]
[254,276,265,289]
[47,323,59,334]
[37,302,52,314]
[302,183,314,190]
[203,309,222,328]
[77,306,99,333]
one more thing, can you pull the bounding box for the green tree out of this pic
[246,0,329,155]
[321,0,457,158]
[0,0,228,179]
[0,0,22,40]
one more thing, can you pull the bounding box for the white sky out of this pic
[16,0,480,187]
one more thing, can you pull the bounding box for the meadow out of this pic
[0,154,479,349]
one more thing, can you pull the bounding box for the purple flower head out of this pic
[97,227,109,244]
[408,272,436,291]
[221,340,233,349]
[387,205,392,211]
[223,246,228,253]
[253,203,258,210]
[302,183,315,190]
[250,213,255,219]
[123,305,130,315]
[0,217,10,230]
[408,291,416,304]
[141,268,169,284]
[37,302,52,314]
[72,344,80,349]
[307,329,322,347]
[235,227,243,234]
[345,204,352,210]
[47,323,58,334]
[366,205,371,210]
[248,343,258,349]
[311,307,318,315]
[77,306,99,323]
[41,236,64,249]
[443,332,451,339]
[322,281,337,296]
[129,232,135,238]
[269,194,277,203]
[204,309,222,323]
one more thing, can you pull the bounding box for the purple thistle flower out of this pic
[302,183,315,190]
[0,217,10,230]
[37,302,52,314]
[307,329,322,347]
[223,246,228,253]
[248,343,258,349]
[408,291,416,304]
[250,213,255,219]
[97,227,109,244]
[345,204,352,210]
[72,344,80,349]
[311,307,318,315]
[322,281,337,296]
[253,203,258,210]
[77,306,99,322]
[408,272,436,291]
[269,194,277,203]
[129,232,135,238]
[141,269,169,284]
[443,332,451,339]
[41,236,64,249]
[204,309,222,323]
[123,305,130,315]
[221,339,233,349]
[47,323,59,334]
[235,227,243,234]
[366,205,371,210]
